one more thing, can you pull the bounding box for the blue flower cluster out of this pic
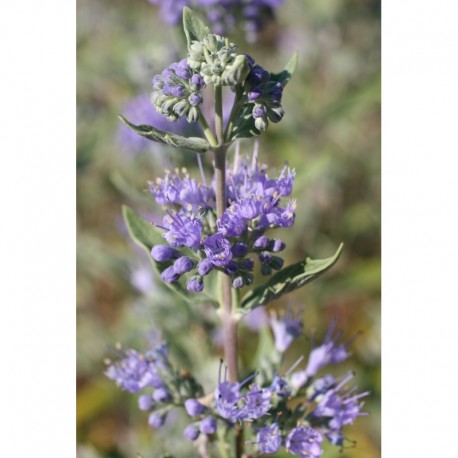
[105,319,367,454]
[242,318,369,455]
[148,0,285,42]
[151,59,206,122]
[149,153,296,291]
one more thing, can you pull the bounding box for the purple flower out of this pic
[238,383,272,421]
[312,373,369,432]
[257,423,282,454]
[151,169,214,210]
[215,380,241,421]
[270,374,291,398]
[270,313,303,353]
[286,426,323,457]
[105,350,163,393]
[217,209,246,237]
[200,416,217,434]
[183,424,200,441]
[215,368,271,422]
[203,233,233,267]
[184,399,207,417]
[163,212,202,250]
[291,320,354,389]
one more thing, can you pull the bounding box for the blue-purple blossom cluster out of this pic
[105,341,221,438]
[239,318,368,455]
[149,153,296,291]
[105,319,367,453]
[148,0,285,42]
[151,59,206,122]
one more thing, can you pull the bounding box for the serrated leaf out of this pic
[270,51,298,87]
[240,243,344,312]
[118,115,209,154]
[182,7,210,48]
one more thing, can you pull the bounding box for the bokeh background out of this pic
[77,0,380,457]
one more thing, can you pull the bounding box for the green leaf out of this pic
[270,51,298,87]
[182,7,210,48]
[118,115,209,154]
[240,243,344,312]
[230,105,260,140]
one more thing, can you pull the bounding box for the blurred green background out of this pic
[77,0,380,457]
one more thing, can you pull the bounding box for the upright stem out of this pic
[214,85,242,457]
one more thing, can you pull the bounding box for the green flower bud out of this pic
[222,54,251,86]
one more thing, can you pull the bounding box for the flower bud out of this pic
[186,275,204,292]
[270,239,286,252]
[200,416,217,434]
[261,263,272,276]
[222,54,251,85]
[240,258,254,271]
[153,387,170,403]
[255,116,268,131]
[270,255,284,270]
[138,394,154,411]
[148,411,166,428]
[232,276,244,288]
[232,242,249,257]
[224,261,239,275]
[197,258,213,276]
[184,399,207,417]
[151,245,180,262]
[160,265,180,283]
[173,256,194,275]
[253,236,269,249]
[184,424,200,441]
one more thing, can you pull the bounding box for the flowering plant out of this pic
[107,7,368,458]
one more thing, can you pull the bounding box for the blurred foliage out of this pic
[77,0,380,457]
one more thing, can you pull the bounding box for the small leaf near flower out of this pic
[182,7,210,49]
[270,51,299,88]
[117,115,209,154]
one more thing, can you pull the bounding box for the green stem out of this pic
[198,108,218,148]
[224,86,245,142]
[215,85,224,146]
